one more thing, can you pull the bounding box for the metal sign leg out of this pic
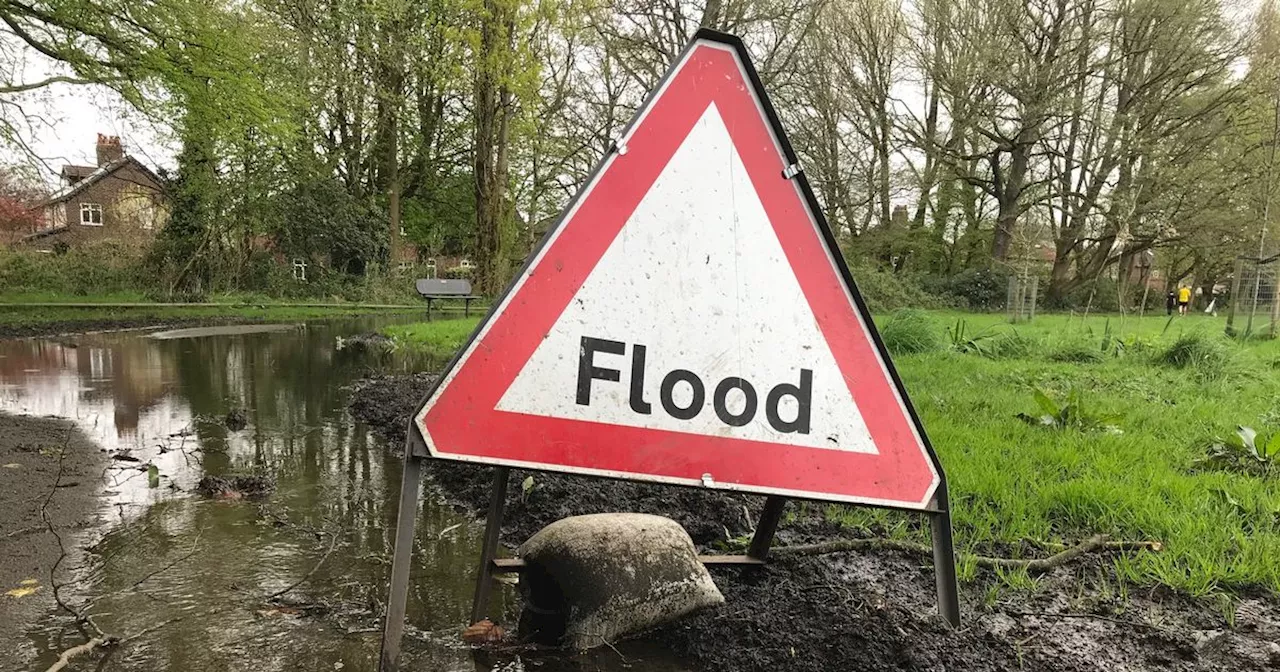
[747,496,787,560]
[930,482,961,627]
[470,467,511,624]
[379,452,425,672]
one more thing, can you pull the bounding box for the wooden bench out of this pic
[416,278,480,319]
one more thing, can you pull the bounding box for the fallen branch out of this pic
[40,432,82,627]
[262,528,340,601]
[1032,538,1163,554]
[82,530,203,614]
[4,524,44,539]
[44,637,104,672]
[773,534,1141,573]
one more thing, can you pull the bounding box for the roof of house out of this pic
[44,156,165,206]
[61,165,97,180]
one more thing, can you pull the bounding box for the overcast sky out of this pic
[4,0,1264,190]
[4,52,176,187]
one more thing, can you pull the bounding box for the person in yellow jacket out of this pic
[1177,285,1192,315]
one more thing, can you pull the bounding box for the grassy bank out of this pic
[381,318,483,359]
[389,311,1280,596]
[0,295,424,335]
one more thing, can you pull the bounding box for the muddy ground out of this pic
[351,373,1280,672]
[0,315,258,340]
[0,413,106,670]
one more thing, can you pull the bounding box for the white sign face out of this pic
[496,104,877,454]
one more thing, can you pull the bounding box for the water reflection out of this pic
[1,319,687,672]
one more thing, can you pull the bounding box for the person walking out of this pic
[1178,285,1192,315]
[1166,290,1177,316]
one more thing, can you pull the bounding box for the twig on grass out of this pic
[773,534,1145,574]
[1030,538,1163,554]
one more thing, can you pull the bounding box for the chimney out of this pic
[96,134,124,166]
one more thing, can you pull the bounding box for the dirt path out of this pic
[351,373,1280,672]
[0,413,106,670]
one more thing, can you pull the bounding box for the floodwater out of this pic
[0,318,684,671]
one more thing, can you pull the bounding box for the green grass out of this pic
[390,310,1280,596]
[381,318,483,359]
[880,309,945,355]
[0,300,423,331]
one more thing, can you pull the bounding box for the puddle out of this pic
[147,324,301,339]
[0,317,684,671]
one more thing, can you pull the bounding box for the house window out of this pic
[399,225,407,236]
[459,258,474,270]
[425,258,437,278]
[397,261,411,274]
[292,258,307,281]
[80,203,103,226]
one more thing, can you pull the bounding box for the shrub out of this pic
[847,264,949,313]
[921,267,1011,311]
[1157,332,1234,380]
[0,243,145,296]
[441,265,474,280]
[879,309,943,355]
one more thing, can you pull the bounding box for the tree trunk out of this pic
[472,0,515,295]
[991,138,1032,263]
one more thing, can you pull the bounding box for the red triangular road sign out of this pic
[413,31,943,509]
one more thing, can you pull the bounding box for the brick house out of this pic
[22,135,169,250]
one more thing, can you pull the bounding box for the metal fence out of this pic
[1227,254,1280,339]
[1007,274,1038,323]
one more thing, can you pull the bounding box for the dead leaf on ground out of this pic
[5,586,39,598]
[2,463,20,469]
[461,619,504,644]
[255,606,303,619]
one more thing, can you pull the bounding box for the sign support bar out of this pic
[747,496,786,560]
[378,434,426,672]
[929,482,961,627]
[470,467,511,624]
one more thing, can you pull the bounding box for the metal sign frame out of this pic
[378,30,957,671]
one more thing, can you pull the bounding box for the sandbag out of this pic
[517,512,724,649]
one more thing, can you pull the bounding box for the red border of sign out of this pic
[412,33,944,509]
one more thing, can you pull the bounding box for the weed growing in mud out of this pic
[879,309,943,355]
